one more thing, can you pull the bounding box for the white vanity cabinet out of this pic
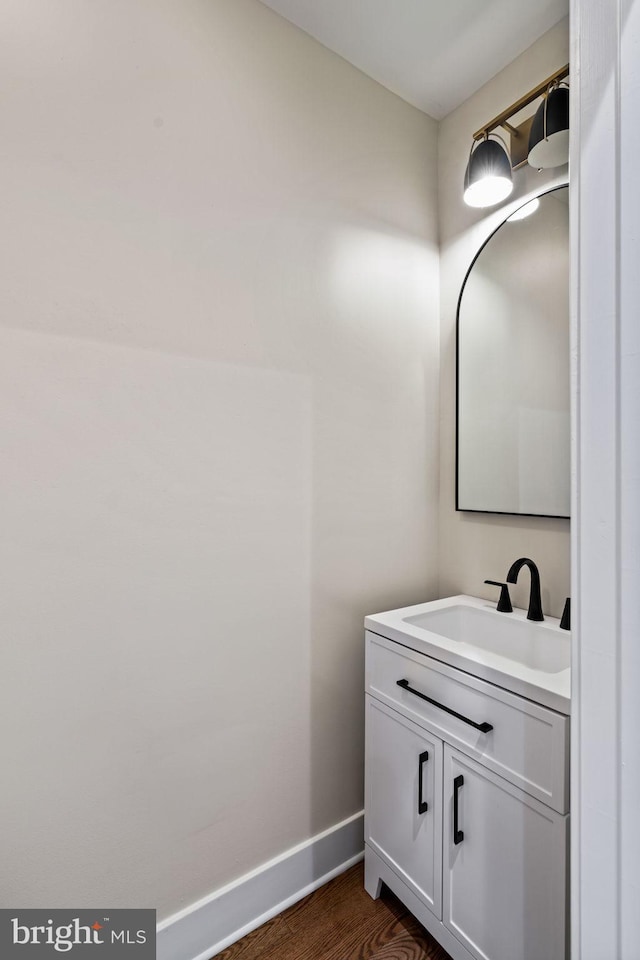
[364,629,569,960]
[366,697,443,917]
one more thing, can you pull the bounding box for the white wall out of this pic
[571,0,640,955]
[0,0,440,919]
[437,19,571,617]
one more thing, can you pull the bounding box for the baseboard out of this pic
[157,811,365,960]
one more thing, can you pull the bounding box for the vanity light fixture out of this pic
[464,64,569,208]
[463,134,513,208]
[528,82,570,169]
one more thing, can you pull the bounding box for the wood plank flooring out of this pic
[215,863,453,960]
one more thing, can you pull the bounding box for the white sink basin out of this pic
[404,604,570,674]
[365,595,570,714]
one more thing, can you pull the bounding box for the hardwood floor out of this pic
[215,863,453,960]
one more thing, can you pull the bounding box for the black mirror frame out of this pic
[455,183,570,519]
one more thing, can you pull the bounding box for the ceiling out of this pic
[257,0,568,120]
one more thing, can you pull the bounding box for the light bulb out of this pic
[463,175,513,208]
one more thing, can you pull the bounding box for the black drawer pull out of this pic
[418,750,429,815]
[453,774,464,844]
[396,679,493,733]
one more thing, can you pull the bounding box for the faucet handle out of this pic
[484,580,513,613]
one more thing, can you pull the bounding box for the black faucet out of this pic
[484,579,513,613]
[506,557,544,621]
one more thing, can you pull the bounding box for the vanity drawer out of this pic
[366,631,569,813]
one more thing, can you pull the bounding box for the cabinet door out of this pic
[365,696,443,918]
[443,746,567,960]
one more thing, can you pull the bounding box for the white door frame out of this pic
[571,0,640,956]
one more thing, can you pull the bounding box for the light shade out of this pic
[528,86,569,169]
[463,138,513,208]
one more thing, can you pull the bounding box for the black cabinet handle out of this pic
[396,679,493,733]
[453,774,464,844]
[418,750,429,815]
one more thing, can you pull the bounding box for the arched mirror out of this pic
[456,186,569,517]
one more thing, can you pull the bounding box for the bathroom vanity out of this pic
[364,595,570,960]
